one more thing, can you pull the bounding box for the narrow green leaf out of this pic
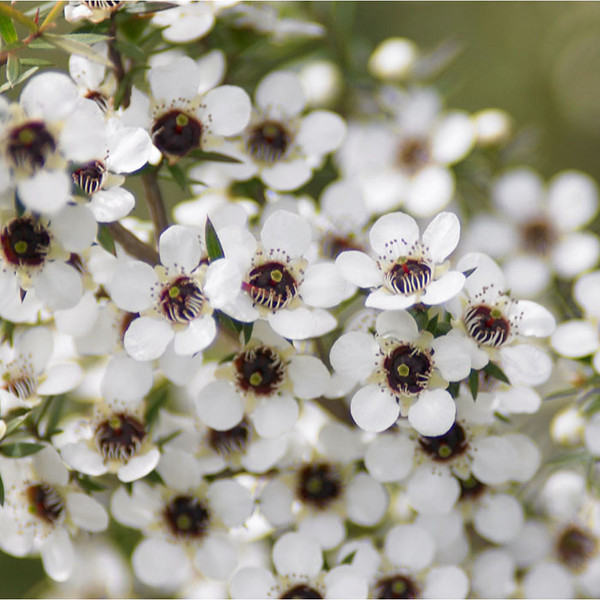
[114,39,145,62]
[243,322,253,345]
[156,430,181,448]
[468,370,479,401]
[0,4,37,32]
[19,57,54,66]
[425,313,439,334]
[205,217,225,261]
[42,33,113,67]
[0,442,45,458]
[75,474,107,493]
[7,53,22,85]
[61,33,113,45]
[145,383,169,426]
[40,0,65,31]
[166,163,188,191]
[97,224,116,255]
[435,321,452,336]
[216,311,243,336]
[3,411,30,438]
[0,474,4,506]
[27,39,55,49]
[124,2,178,14]
[447,381,460,399]
[144,469,166,485]
[44,395,65,439]
[483,361,510,385]
[493,411,511,424]
[0,65,38,93]
[414,310,428,331]
[187,149,243,164]
[0,14,18,43]
[340,549,357,565]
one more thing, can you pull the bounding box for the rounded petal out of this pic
[422,212,461,263]
[260,159,312,191]
[492,168,544,220]
[40,528,74,582]
[149,55,200,104]
[336,251,383,288]
[51,204,97,252]
[18,170,70,214]
[499,344,553,386]
[268,307,336,340]
[230,567,276,599]
[208,479,254,527]
[551,320,599,357]
[61,441,107,476]
[299,262,355,308]
[547,170,598,231]
[159,225,202,272]
[376,310,419,340]
[430,335,472,381]
[522,563,573,600]
[34,261,82,310]
[408,390,456,436]
[132,538,190,589]
[552,231,600,279]
[118,448,160,482]
[330,332,378,382]
[158,449,200,492]
[421,271,465,305]
[298,513,345,550]
[288,354,330,399]
[504,254,550,298]
[261,210,311,257]
[109,261,156,312]
[423,566,469,599]
[365,435,414,482]
[65,492,108,532]
[384,524,435,571]
[366,288,416,310]
[431,111,475,165]
[256,71,305,117]
[369,212,419,257]
[21,72,78,121]
[346,472,388,527]
[101,354,153,401]
[106,127,152,173]
[473,494,524,544]
[194,534,237,580]
[89,187,135,222]
[407,465,460,514]
[296,110,346,156]
[203,85,251,136]
[404,166,455,217]
[196,380,244,431]
[471,435,518,485]
[38,363,82,395]
[350,385,400,432]
[273,532,322,578]
[34,446,69,486]
[173,314,217,355]
[124,316,173,361]
[251,394,298,437]
[516,300,556,337]
[204,258,243,309]
[575,270,600,319]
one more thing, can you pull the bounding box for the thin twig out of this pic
[142,169,169,243]
[106,222,159,265]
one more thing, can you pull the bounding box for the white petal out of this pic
[208,479,253,527]
[230,567,275,599]
[552,231,600,278]
[34,446,69,486]
[299,262,355,308]
[173,315,216,355]
[260,159,312,191]
[34,262,82,310]
[584,413,600,456]
[258,479,294,526]
[404,166,455,217]
[51,204,97,252]
[256,71,305,117]
[493,386,541,415]
[38,363,82,395]
[551,320,599,357]
[288,355,330,399]
[471,548,516,598]
[408,389,456,436]
[318,422,364,464]
[547,170,598,231]
[149,55,200,104]
[522,563,573,600]
[421,271,465,305]
[241,436,288,473]
[101,355,153,402]
[384,524,435,571]
[261,210,311,257]
[106,127,152,173]
[89,187,135,222]
[457,251,506,297]
[430,335,472,381]
[18,326,53,371]
[369,212,419,257]
[298,513,345,550]
[18,170,70,214]
[108,261,156,312]
[471,435,518,485]
[346,472,388,526]
[132,538,190,589]
[422,212,461,263]
[118,448,160,482]
[61,441,106,476]
[366,288,416,310]
[40,528,74,582]
[65,492,108,531]
[516,300,556,337]
[499,344,553,386]
[251,394,298,437]
[21,72,78,121]
[60,104,106,161]
[159,225,202,271]
[474,494,524,544]
[194,534,237,580]
[268,307,336,339]
[204,258,243,309]
[504,254,551,298]
[157,449,200,492]
[365,435,414,482]
[423,566,469,599]
[196,49,226,94]
[375,310,419,340]
[296,110,346,156]
[407,465,460,514]
[336,251,383,288]
[492,168,544,220]
[196,380,244,431]
[203,85,251,136]
[350,385,400,432]
[124,316,174,361]
[325,565,369,599]
[110,483,162,529]
[504,434,540,482]
[575,271,600,319]
[272,532,322,578]
[431,111,475,165]
[329,332,378,382]
[159,343,204,385]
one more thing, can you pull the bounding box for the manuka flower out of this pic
[336,211,465,310]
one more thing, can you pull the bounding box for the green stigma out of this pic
[270,269,283,283]
[249,372,263,386]
[169,286,180,299]
[438,444,452,458]
[176,514,192,530]
[397,364,410,377]
[13,240,28,255]
[175,113,189,127]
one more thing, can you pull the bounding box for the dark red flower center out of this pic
[296,462,342,510]
[464,304,510,347]
[0,217,51,267]
[152,110,202,157]
[385,258,432,295]
[280,585,323,599]
[159,276,205,324]
[373,575,419,599]
[234,346,285,396]
[95,412,146,461]
[244,261,298,311]
[164,495,210,539]
[72,160,107,195]
[27,483,64,523]
[7,121,56,171]
[247,120,291,164]
[419,422,468,462]
[384,343,432,396]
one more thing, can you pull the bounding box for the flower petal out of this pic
[369,212,419,257]
[296,110,346,156]
[203,85,251,136]
[421,212,460,263]
[124,316,174,361]
[408,389,456,436]
[196,380,244,431]
[255,71,305,117]
[350,385,400,432]
[273,532,322,578]
[336,251,383,288]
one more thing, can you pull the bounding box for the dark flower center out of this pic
[82,0,122,9]
[233,346,285,396]
[247,120,291,164]
[321,234,362,260]
[72,160,107,194]
[464,304,510,348]
[521,219,557,256]
[280,585,323,599]
[419,422,468,461]
[384,343,432,396]
[3,372,37,399]
[159,276,205,324]
[7,121,56,171]
[458,474,487,501]
[84,90,110,112]
[164,495,210,539]
[0,217,51,267]
[95,413,146,461]
[397,137,431,174]
[207,420,250,455]
[27,484,64,523]
[556,525,598,572]
[244,261,298,311]
[385,259,432,295]
[151,110,202,158]
[373,575,419,599]
[297,462,342,510]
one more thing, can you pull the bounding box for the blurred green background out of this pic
[3,1,600,597]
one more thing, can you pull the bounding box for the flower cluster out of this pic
[0,2,598,599]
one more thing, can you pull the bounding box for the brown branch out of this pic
[142,169,169,244]
[107,13,131,108]
[106,222,159,265]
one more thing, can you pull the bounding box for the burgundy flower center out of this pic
[245,261,298,311]
[84,90,110,112]
[72,160,107,194]
[556,525,598,572]
[321,234,363,260]
[95,413,146,461]
[0,217,51,267]
[7,121,56,171]
[247,120,291,164]
[464,304,510,347]
[164,495,210,539]
[384,343,432,396]
[458,474,487,502]
[373,575,419,599]
[151,110,202,157]
[521,219,557,256]
[3,372,37,399]
[280,585,323,599]
[27,484,64,523]
[159,276,205,324]
[234,346,285,396]
[207,420,250,455]
[419,422,468,462]
[297,462,342,510]
[385,258,432,295]
[82,0,122,9]
[397,137,431,174]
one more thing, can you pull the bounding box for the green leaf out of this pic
[19,57,54,66]
[205,217,225,261]
[340,549,357,565]
[156,430,181,448]
[113,39,145,62]
[124,2,178,14]
[145,382,169,426]
[44,395,65,439]
[7,53,22,85]
[447,381,460,398]
[144,469,166,485]
[75,474,107,493]
[435,321,452,336]
[0,65,38,93]
[483,361,510,385]
[187,149,243,164]
[216,311,242,336]
[3,411,30,438]
[425,313,439,334]
[97,224,116,255]
[27,39,55,49]
[243,322,253,345]
[0,14,18,43]
[0,4,37,32]
[42,33,113,68]
[414,310,428,331]
[493,411,511,424]
[166,163,188,191]
[0,473,4,506]
[60,33,113,45]
[468,370,479,401]
[0,442,44,458]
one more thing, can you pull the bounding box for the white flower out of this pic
[337,211,465,311]
[64,0,124,23]
[210,70,346,191]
